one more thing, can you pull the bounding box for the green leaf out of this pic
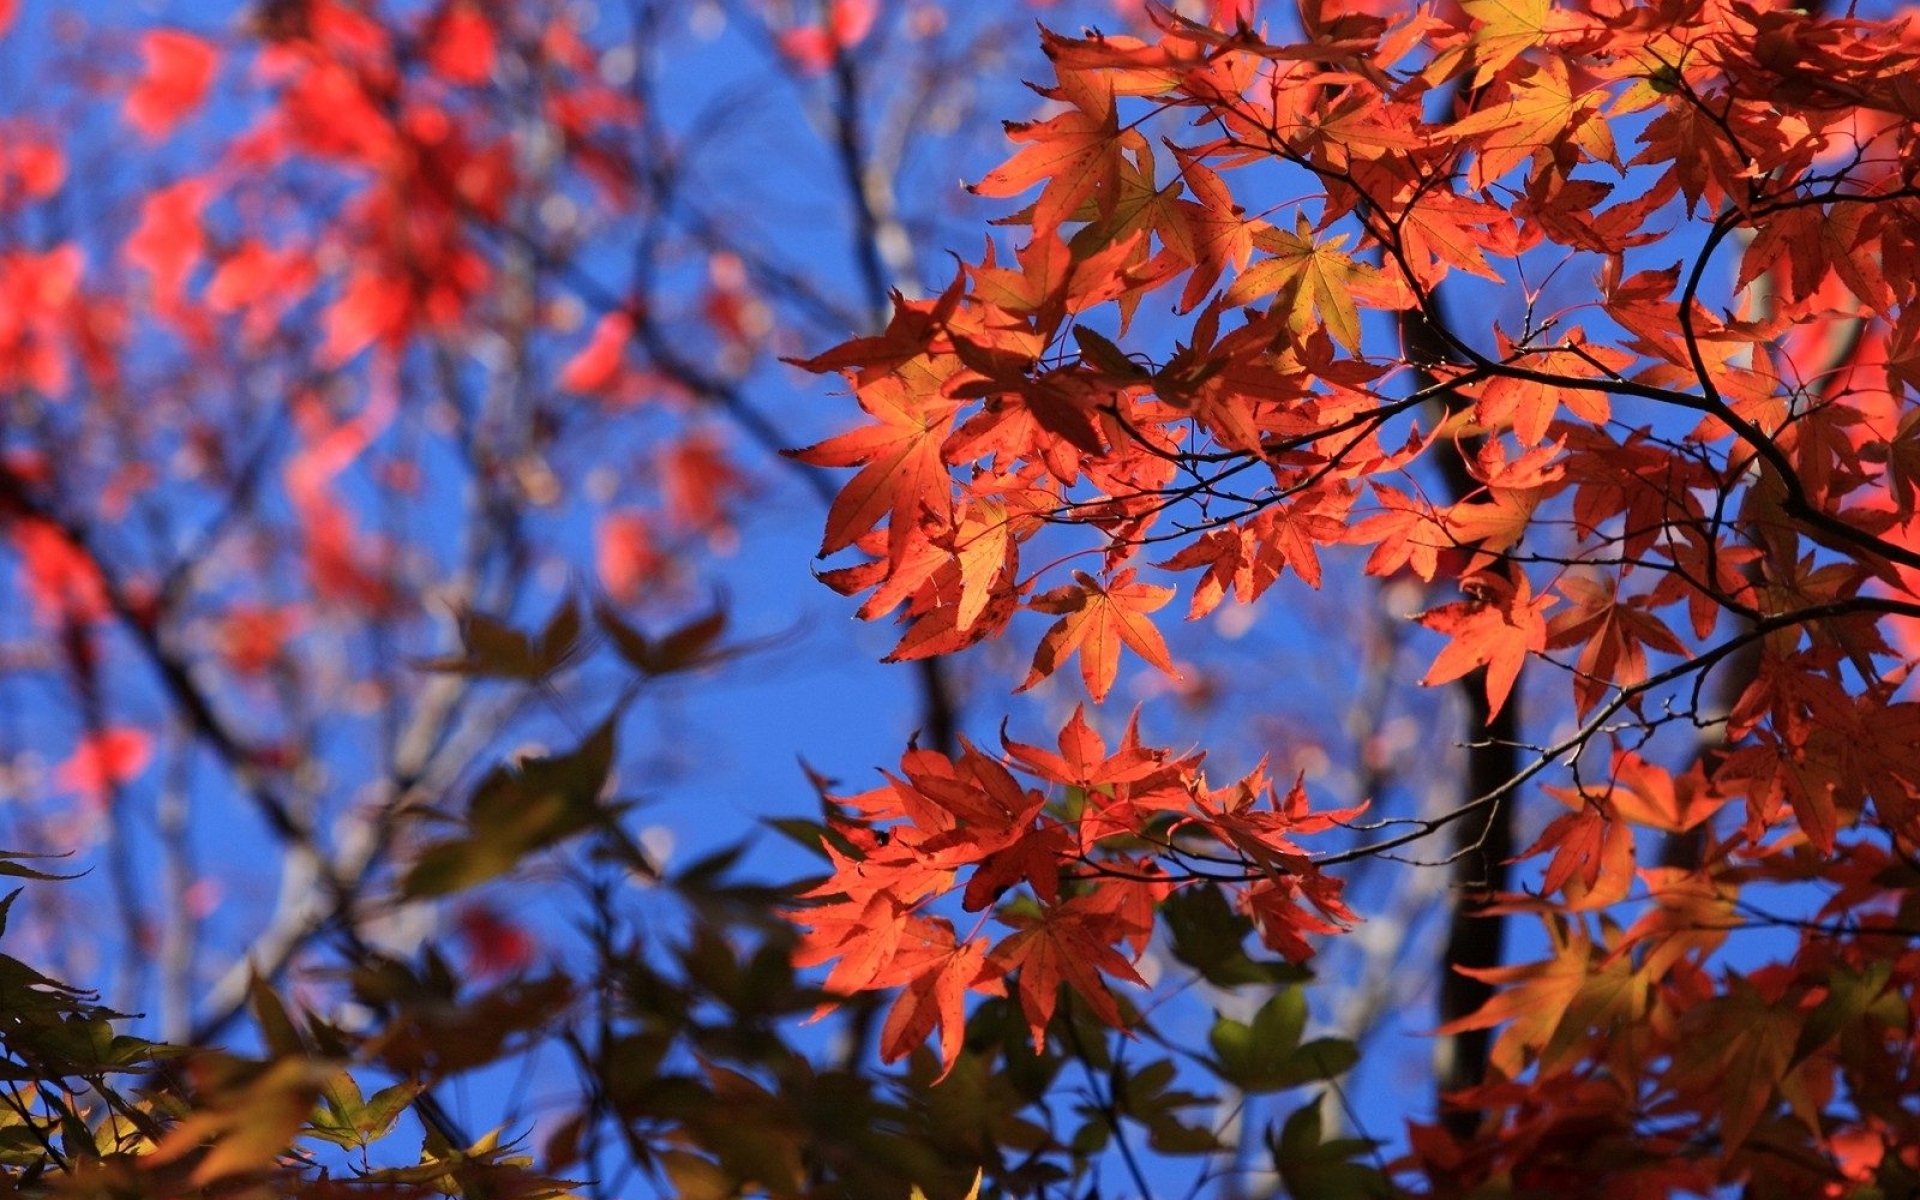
[402,719,620,898]
[1112,1058,1219,1156]
[1797,960,1893,1061]
[595,603,732,677]
[415,599,587,681]
[1275,1038,1360,1087]
[1270,1096,1393,1200]
[760,816,836,861]
[1208,987,1314,1092]
[1072,326,1147,378]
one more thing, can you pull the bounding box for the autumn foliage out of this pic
[3,0,1920,1198]
[790,0,1920,1194]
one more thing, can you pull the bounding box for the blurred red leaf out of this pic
[596,510,668,606]
[1,133,63,203]
[456,904,536,979]
[124,30,218,140]
[427,3,495,86]
[56,727,154,802]
[558,311,632,394]
[11,517,108,626]
[124,180,208,313]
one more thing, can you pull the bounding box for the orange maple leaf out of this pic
[1441,919,1643,1079]
[1546,574,1689,718]
[877,933,992,1077]
[1020,569,1178,702]
[1527,789,1636,911]
[1459,0,1566,87]
[1599,753,1726,834]
[986,897,1147,1052]
[1417,568,1554,717]
[971,66,1133,239]
[791,372,960,560]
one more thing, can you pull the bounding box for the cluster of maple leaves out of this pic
[794,0,1920,1193]
[6,0,1920,1191]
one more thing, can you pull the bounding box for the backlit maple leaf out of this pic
[877,933,990,1077]
[1417,568,1553,717]
[1451,57,1615,189]
[986,897,1147,1052]
[971,66,1133,239]
[1546,575,1689,718]
[1020,569,1178,702]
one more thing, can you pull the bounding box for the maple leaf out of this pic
[1450,57,1616,190]
[986,896,1147,1052]
[1526,790,1635,911]
[426,3,496,86]
[1439,484,1547,572]
[1612,865,1735,982]
[0,245,83,395]
[1002,706,1193,846]
[557,311,633,394]
[0,134,64,202]
[1165,150,1255,314]
[124,30,218,140]
[215,604,299,676]
[1666,979,1803,1155]
[1630,93,1748,214]
[11,516,110,626]
[971,65,1133,239]
[206,239,317,338]
[876,934,991,1077]
[1417,568,1554,717]
[454,905,536,979]
[1546,574,1689,718]
[795,882,930,1001]
[1002,705,1161,789]
[1460,0,1556,87]
[321,269,414,366]
[1239,870,1354,963]
[1434,931,1589,1063]
[1349,483,1445,582]
[1221,213,1373,354]
[1391,185,1519,287]
[1442,918,1643,1079]
[1476,329,1628,444]
[791,368,961,560]
[1037,27,1200,97]
[124,179,208,315]
[595,511,667,607]
[1602,753,1726,834]
[1020,568,1178,702]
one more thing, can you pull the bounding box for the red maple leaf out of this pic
[985,896,1147,1052]
[1417,567,1554,717]
[1020,569,1178,703]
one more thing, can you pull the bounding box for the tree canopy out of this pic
[1,0,1918,1198]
